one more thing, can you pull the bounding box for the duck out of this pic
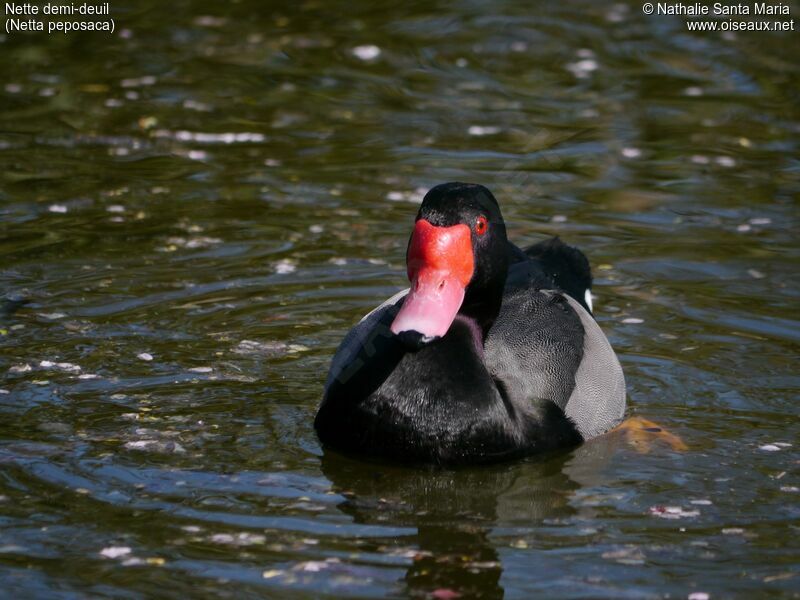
[315,182,626,465]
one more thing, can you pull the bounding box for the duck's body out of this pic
[315,183,625,465]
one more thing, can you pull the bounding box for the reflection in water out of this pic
[320,433,622,598]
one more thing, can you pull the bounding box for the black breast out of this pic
[317,309,582,465]
[317,319,518,464]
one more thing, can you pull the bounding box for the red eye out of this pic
[475,215,488,236]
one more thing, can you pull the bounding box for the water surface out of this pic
[1,1,798,597]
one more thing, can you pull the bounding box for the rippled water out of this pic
[1,1,799,597]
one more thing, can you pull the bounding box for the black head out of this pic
[390,182,510,342]
[417,182,510,321]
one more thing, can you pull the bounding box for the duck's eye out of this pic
[475,215,488,236]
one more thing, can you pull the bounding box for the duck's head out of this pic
[390,182,510,345]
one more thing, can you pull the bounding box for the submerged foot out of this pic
[613,416,688,453]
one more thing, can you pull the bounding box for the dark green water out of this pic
[1,1,799,597]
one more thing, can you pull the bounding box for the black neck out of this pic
[460,274,506,341]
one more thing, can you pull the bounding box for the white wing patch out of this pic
[584,289,593,313]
